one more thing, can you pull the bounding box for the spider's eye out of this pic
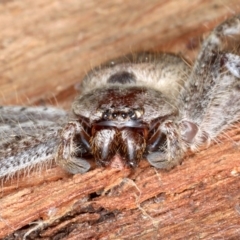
[129,109,143,120]
[112,112,118,118]
[102,111,110,119]
[121,112,127,119]
[129,110,136,120]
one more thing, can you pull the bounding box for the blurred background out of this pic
[0,0,239,109]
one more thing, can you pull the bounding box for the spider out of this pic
[1,15,240,178]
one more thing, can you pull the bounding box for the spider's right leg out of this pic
[179,15,240,148]
[56,121,91,174]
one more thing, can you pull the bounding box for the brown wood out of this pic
[0,0,240,239]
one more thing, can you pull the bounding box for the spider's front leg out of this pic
[146,120,198,169]
[56,121,91,174]
[180,14,240,148]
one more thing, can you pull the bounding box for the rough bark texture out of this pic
[0,0,240,239]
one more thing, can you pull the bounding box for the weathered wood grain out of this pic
[0,0,240,239]
[0,0,239,107]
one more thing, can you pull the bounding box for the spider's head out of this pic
[72,85,178,169]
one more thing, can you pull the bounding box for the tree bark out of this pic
[0,0,240,239]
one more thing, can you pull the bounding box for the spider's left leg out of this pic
[146,120,187,169]
[179,15,240,148]
[0,106,68,179]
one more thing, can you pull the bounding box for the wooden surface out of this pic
[0,0,240,239]
[0,0,240,108]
